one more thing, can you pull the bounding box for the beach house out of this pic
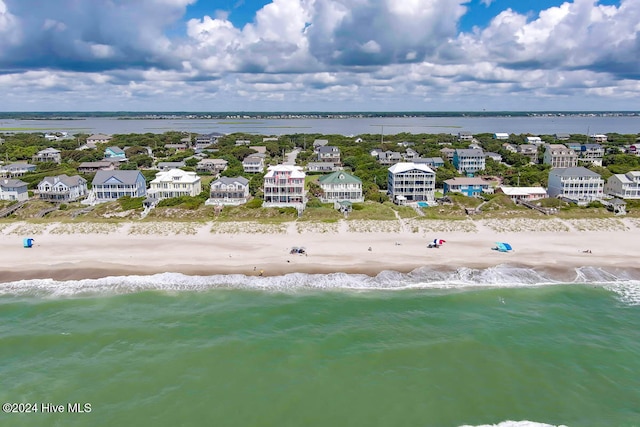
[263,165,306,209]
[457,131,473,142]
[157,161,185,171]
[547,167,603,203]
[590,134,608,143]
[0,163,36,177]
[307,162,337,173]
[525,136,543,145]
[387,162,436,204]
[195,133,223,148]
[443,177,493,197]
[196,158,228,174]
[316,146,341,164]
[453,148,485,176]
[578,144,605,166]
[543,144,578,168]
[91,170,147,202]
[207,176,250,206]
[493,133,509,140]
[104,146,126,160]
[147,169,202,201]
[0,178,29,201]
[86,134,112,146]
[604,171,640,199]
[517,144,539,164]
[77,161,116,174]
[37,175,88,202]
[243,155,265,173]
[313,139,329,150]
[376,151,404,165]
[318,171,363,203]
[414,157,445,169]
[32,148,62,164]
[496,186,548,202]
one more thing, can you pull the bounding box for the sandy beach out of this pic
[1,217,639,282]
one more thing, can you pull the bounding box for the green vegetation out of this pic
[2,128,640,221]
[118,196,145,211]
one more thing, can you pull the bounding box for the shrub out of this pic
[245,198,263,209]
[118,196,145,210]
[59,204,68,211]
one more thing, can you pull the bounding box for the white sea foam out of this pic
[459,421,568,427]
[1,265,639,305]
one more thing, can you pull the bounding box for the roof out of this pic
[2,163,36,170]
[92,170,144,186]
[317,145,340,153]
[198,158,228,165]
[414,157,444,164]
[313,139,329,146]
[0,178,27,188]
[243,155,264,163]
[38,147,61,154]
[40,174,86,187]
[265,164,305,178]
[546,144,576,153]
[151,169,200,184]
[550,167,601,178]
[454,148,484,156]
[388,162,435,174]
[88,134,112,140]
[106,146,125,154]
[444,177,490,186]
[212,176,249,186]
[498,186,547,196]
[78,161,113,168]
[158,161,185,167]
[318,171,362,185]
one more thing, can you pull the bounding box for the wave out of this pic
[1,265,639,304]
[459,421,568,427]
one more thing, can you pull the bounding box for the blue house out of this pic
[105,146,126,159]
[92,170,146,202]
[443,177,492,197]
[453,148,485,176]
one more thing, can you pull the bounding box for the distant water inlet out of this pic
[1,115,639,135]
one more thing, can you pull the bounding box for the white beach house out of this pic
[147,169,202,201]
[387,162,436,204]
[547,167,603,203]
[604,171,640,199]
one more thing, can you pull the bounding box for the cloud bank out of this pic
[0,0,638,111]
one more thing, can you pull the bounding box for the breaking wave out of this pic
[1,265,639,305]
[459,421,568,427]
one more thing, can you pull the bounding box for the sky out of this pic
[0,0,638,112]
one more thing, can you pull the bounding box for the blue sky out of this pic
[0,0,637,111]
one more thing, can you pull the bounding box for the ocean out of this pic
[1,266,639,427]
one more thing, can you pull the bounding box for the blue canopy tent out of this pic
[494,242,512,252]
[23,238,34,248]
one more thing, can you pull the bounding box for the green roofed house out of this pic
[318,171,363,203]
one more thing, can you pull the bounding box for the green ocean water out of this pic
[1,284,639,427]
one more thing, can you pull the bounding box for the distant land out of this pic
[0,111,639,120]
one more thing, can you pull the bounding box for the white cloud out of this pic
[0,0,638,111]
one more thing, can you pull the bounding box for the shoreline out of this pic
[1,218,639,283]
